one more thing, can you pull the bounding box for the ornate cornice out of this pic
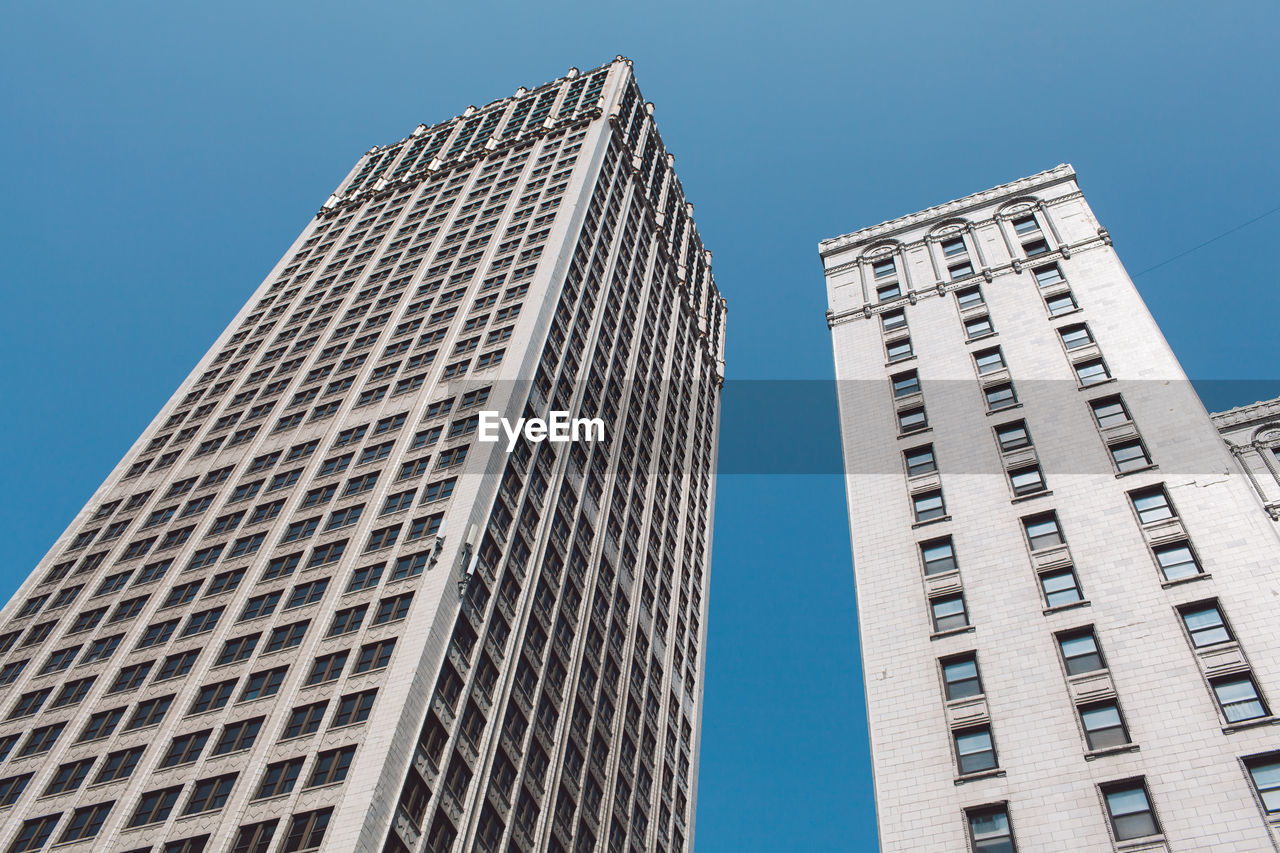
[818,164,1077,258]
[1210,396,1280,429]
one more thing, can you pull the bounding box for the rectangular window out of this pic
[1080,702,1130,750]
[1040,568,1083,608]
[930,594,968,633]
[1130,486,1174,523]
[886,338,913,363]
[283,807,332,852]
[95,747,143,783]
[1110,440,1151,473]
[212,717,264,755]
[912,489,946,522]
[898,406,928,434]
[964,315,993,339]
[1179,601,1232,648]
[881,309,907,331]
[1154,541,1201,581]
[1022,514,1064,551]
[942,654,982,700]
[949,260,974,280]
[995,421,1030,452]
[984,382,1017,411]
[255,759,304,800]
[966,804,1015,853]
[128,786,183,827]
[306,746,356,788]
[1045,291,1077,316]
[1033,263,1064,287]
[873,258,896,280]
[1213,675,1268,723]
[905,445,936,477]
[955,726,997,774]
[1246,754,1280,815]
[331,690,376,727]
[921,538,956,575]
[1091,396,1130,428]
[892,370,919,398]
[1102,780,1159,841]
[956,286,984,310]
[1074,358,1110,386]
[1058,323,1093,350]
[282,702,327,739]
[1058,629,1104,675]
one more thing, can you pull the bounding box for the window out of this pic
[240,591,282,621]
[1091,396,1130,428]
[912,490,946,522]
[373,592,413,624]
[873,258,896,280]
[208,568,246,596]
[365,524,402,551]
[931,594,968,633]
[307,541,347,567]
[406,514,443,542]
[354,639,396,673]
[921,538,956,575]
[265,621,309,653]
[233,820,280,853]
[1041,568,1083,608]
[78,707,125,742]
[213,717,264,755]
[287,579,329,609]
[1058,629,1104,674]
[216,633,260,665]
[1154,542,1201,581]
[164,835,210,853]
[1009,466,1045,496]
[43,759,95,795]
[1130,486,1173,523]
[9,814,60,852]
[161,730,211,768]
[1033,263,1064,287]
[964,315,993,339]
[264,553,301,580]
[1045,291,1077,316]
[138,618,178,648]
[881,309,907,331]
[1080,701,1130,750]
[1101,780,1160,841]
[282,807,332,852]
[346,563,385,592]
[281,517,320,543]
[886,338,913,363]
[1012,214,1039,236]
[0,773,31,806]
[183,773,237,814]
[125,695,173,729]
[1074,358,1111,386]
[182,606,223,637]
[326,504,364,530]
[94,746,143,783]
[255,759,304,799]
[905,445,936,477]
[956,286,984,310]
[1058,323,1093,350]
[239,666,287,702]
[898,406,928,433]
[332,690,376,727]
[380,490,416,515]
[282,702,327,739]
[306,746,356,787]
[305,652,348,686]
[1110,440,1151,473]
[942,654,982,700]
[949,259,974,279]
[995,421,1030,452]
[129,786,183,827]
[1022,514,1064,550]
[1179,601,1232,648]
[876,282,901,301]
[1213,675,1268,723]
[328,605,367,637]
[1245,754,1280,815]
[966,804,1015,853]
[892,370,920,398]
[955,726,997,774]
[190,679,237,714]
[984,383,1017,411]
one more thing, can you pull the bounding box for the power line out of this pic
[1133,203,1280,278]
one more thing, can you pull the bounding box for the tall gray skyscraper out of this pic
[0,58,725,853]
[822,166,1280,851]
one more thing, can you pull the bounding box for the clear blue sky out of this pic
[2,3,1278,850]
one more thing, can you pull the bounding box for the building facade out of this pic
[1213,397,1280,522]
[822,166,1280,851]
[0,58,725,853]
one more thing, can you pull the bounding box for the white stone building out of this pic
[0,58,725,853]
[1213,397,1280,522]
[822,166,1280,852]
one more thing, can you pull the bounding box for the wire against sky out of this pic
[1133,202,1280,278]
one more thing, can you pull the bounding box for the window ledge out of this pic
[1115,464,1159,478]
[1160,572,1211,590]
[911,515,952,529]
[1223,715,1279,735]
[1042,600,1091,616]
[930,625,975,641]
[986,403,1024,416]
[1115,835,1167,851]
[965,332,998,344]
[1077,377,1118,391]
[897,427,933,440]
[953,768,1006,786]
[885,356,918,368]
[1085,743,1140,761]
[1011,489,1054,504]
